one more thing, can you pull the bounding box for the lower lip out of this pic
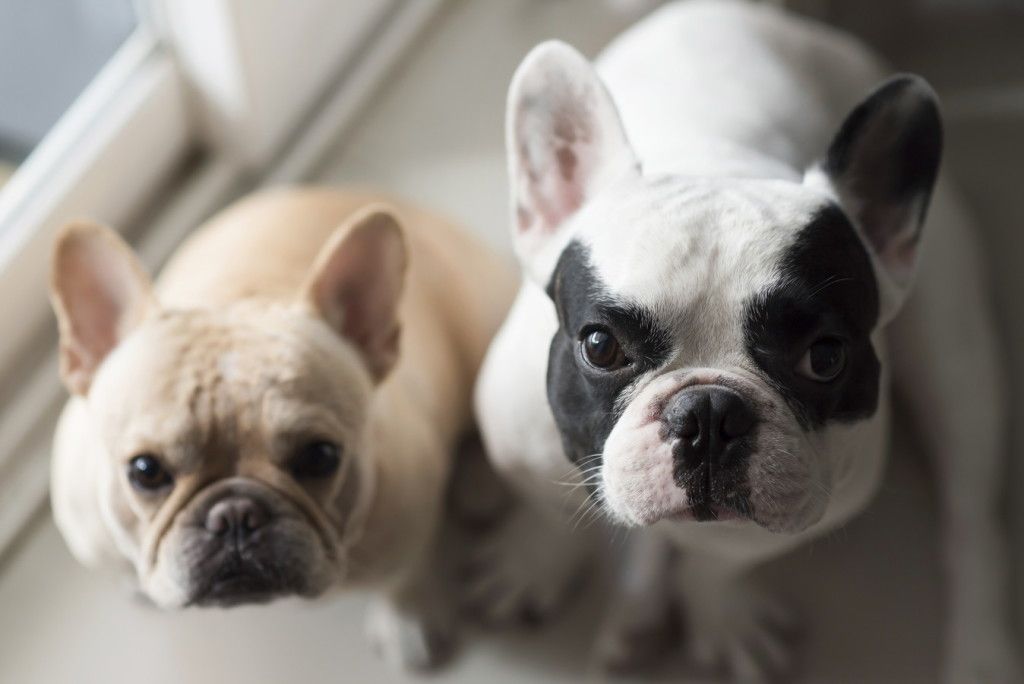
[666,506,744,523]
[199,572,280,602]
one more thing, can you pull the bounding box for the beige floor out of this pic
[2,1,1022,683]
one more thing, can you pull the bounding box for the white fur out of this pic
[475,1,1018,681]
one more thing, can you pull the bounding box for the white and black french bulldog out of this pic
[473,1,1018,681]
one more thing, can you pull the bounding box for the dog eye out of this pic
[128,454,173,492]
[580,327,627,370]
[290,441,342,479]
[796,337,847,382]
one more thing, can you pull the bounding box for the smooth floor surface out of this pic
[2,1,1022,682]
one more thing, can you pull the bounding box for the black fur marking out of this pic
[744,204,881,430]
[664,386,757,519]
[546,241,672,469]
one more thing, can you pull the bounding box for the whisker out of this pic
[807,275,854,299]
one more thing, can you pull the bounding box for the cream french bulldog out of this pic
[473,1,1019,682]
[49,187,515,670]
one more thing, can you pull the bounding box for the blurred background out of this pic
[0,0,1021,682]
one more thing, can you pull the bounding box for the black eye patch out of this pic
[545,241,672,467]
[744,204,881,429]
[547,242,672,369]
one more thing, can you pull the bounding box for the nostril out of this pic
[724,409,757,440]
[242,503,268,532]
[665,389,710,442]
[713,390,757,442]
[679,410,700,440]
[205,497,268,537]
[721,408,755,440]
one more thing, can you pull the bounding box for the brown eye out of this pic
[581,327,627,370]
[290,441,342,479]
[128,454,173,492]
[796,337,847,382]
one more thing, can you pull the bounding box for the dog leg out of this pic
[365,555,456,671]
[454,435,589,626]
[447,431,514,529]
[460,495,594,626]
[889,190,1021,684]
[676,553,798,683]
[594,530,679,673]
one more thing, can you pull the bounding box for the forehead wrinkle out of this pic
[163,313,269,466]
[135,309,349,459]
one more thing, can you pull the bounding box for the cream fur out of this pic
[50,187,516,669]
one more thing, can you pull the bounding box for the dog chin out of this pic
[606,495,755,528]
[747,492,828,535]
[666,503,748,524]
[609,497,825,538]
[600,457,826,534]
[185,557,331,607]
[190,574,291,608]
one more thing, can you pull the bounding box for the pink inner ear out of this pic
[62,240,142,366]
[308,214,406,380]
[53,226,153,394]
[855,194,922,283]
[516,134,588,236]
[313,232,401,334]
[332,275,399,350]
[510,51,637,245]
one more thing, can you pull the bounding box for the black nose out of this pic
[664,385,757,459]
[205,496,269,542]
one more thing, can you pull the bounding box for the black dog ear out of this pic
[819,75,942,293]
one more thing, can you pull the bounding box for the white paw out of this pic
[945,625,1023,684]
[461,505,588,625]
[594,599,678,673]
[681,573,798,683]
[365,599,453,672]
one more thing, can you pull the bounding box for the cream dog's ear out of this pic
[300,205,408,382]
[50,221,156,395]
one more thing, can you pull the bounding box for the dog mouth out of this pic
[670,450,754,525]
[665,501,749,524]
[189,553,300,607]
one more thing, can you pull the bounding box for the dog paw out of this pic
[944,627,1023,684]
[461,505,587,626]
[594,599,679,673]
[365,599,453,672]
[681,574,799,682]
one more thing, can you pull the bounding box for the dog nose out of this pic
[205,496,269,540]
[664,385,756,459]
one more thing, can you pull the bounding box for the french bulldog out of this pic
[49,187,515,670]
[473,1,1019,681]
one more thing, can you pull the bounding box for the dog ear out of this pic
[811,74,942,310]
[507,41,639,280]
[50,222,156,395]
[301,205,408,382]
